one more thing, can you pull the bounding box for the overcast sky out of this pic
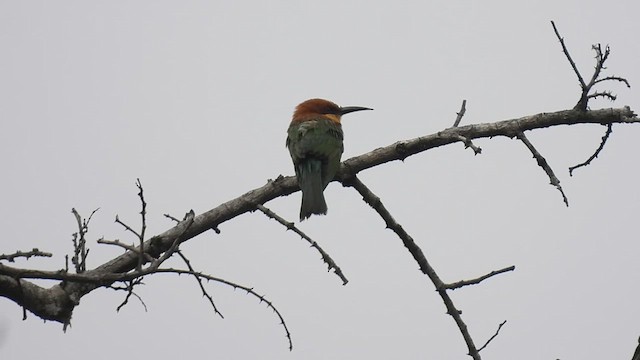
[1,1,639,359]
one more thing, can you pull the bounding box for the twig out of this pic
[588,90,617,102]
[148,210,195,271]
[345,175,482,360]
[0,249,52,262]
[453,99,467,127]
[0,258,292,350]
[551,21,585,88]
[153,268,293,351]
[97,239,155,263]
[517,132,568,206]
[595,75,630,88]
[70,208,98,273]
[164,213,181,223]
[569,124,613,176]
[551,21,630,111]
[256,204,348,285]
[107,208,195,313]
[176,250,224,318]
[443,266,515,290]
[450,100,481,154]
[114,179,149,271]
[110,278,147,312]
[115,215,141,239]
[477,320,507,352]
[452,134,482,155]
[135,178,147,271]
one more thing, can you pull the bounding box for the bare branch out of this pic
[594,75,631,88]
[0,249,52,262]
[176,250,224,318]
[452,134,482,155]
[450,100,482,154]
[569,124,613,176]
[443,266,515,290]
[551,22,630,111]
[453,99,467,127]
[114,215,141,239]
[147,210,195,271]
[97,239,155,263]
[551,21,586,88]
[345,175,482,360]
[70,208,97,273]
[517,132,568,206]
[588,91,617,102]
[135,178,147,271]
[477,320,507,352]
[339,107,637,179]
[151,268,293,351]
[164,213,181,223]
[256,204,349,285]
[110,278,147,312]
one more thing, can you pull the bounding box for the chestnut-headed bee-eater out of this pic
[286,98,372,221]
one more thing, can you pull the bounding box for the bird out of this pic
[286,98,372,221]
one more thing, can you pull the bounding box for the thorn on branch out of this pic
[256,204,348,285]
[517,132,569,206]
[569,124,613,176]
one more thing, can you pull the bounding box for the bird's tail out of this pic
[297,160,328,221]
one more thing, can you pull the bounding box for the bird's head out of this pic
[292,98,372,124]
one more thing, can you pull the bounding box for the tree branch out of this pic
[516,132,569,206]
[569,123,614,176]
[477,320,507,352]
[0,248,52,262]
[345,175,483,360]
[256,204,349,285]
[551,21,631,111]
[443,266,515,290]
[0,107,636,324]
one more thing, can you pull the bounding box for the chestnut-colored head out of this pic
[292,98,372,124]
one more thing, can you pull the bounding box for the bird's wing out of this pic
[287,119,343,163]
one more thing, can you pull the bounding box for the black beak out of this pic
[339,106,373,115]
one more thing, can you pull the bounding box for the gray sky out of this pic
[1,1,639,359]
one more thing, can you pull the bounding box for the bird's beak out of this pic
[339,106,373,115]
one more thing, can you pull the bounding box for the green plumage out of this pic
[286,118,344,220]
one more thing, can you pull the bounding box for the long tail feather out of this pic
[297,160,327,220]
